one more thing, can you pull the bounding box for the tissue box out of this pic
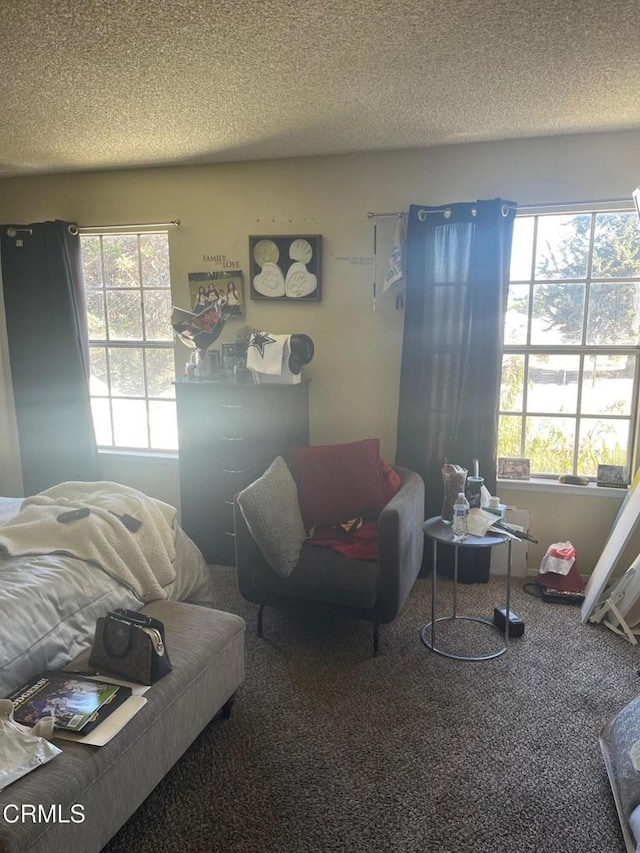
[484,503,507,520]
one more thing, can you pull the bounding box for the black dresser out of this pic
[175,380,310,565]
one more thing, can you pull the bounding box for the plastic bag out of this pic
[539,541,576,576]
[0,699,61,792]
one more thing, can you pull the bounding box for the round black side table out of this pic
[420,516,513,661]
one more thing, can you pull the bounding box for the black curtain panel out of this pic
[0,220,98,495]
[396,199,516,520]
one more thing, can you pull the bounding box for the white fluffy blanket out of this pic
[0,481,177,603]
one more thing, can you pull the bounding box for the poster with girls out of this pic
[188,271,245,317]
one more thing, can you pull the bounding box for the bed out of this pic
[0,484,216,698]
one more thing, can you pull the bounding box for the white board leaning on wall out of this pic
[582,478,640,642]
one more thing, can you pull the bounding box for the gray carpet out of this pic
[104,568,639,853]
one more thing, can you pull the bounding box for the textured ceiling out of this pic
[1,0,639,177]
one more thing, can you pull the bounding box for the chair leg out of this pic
[373,621,380,656]
[257,604,264,637]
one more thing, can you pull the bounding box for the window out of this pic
[80,231,177,451]
[498,206,640,478]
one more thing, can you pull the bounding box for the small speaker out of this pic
[493,607,525,637]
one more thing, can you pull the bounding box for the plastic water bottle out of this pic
[452,492,470,536]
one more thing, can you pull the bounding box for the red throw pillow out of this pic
[380,458,401,502]
[291,439,388,527]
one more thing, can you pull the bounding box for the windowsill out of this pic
[98,449,178,463]
[497,477,628,498]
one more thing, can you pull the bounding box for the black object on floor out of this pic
[493,607,525,637]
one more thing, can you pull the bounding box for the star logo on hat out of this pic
[249,332,276,358]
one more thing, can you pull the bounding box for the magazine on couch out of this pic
[9,673,132,733]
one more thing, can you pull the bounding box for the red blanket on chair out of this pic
[307,518,379,561]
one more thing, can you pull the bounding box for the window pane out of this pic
[140,234,170,287]
[81,230,173,453]
[587,282,640,345]
[82,236,103,287]
[143,291,173,341]
[535,214,590,280]
[109,347,144,397]
[500,355,524,411]
[531,283,585,345]
[524,416,575,475]
[86,291,106,339]
[102,235,140,288]
[146,348,176,398]
[149,401,178,450]
[592,213,640,278]
[91,398,113,446]
[527,354,579,414]
[107,291,143,339]
[509,217,534,281]
[89,347,108,396]
[577,418,630,477]
[497,415,523,458]
[581,355,634,416]
[112,400,148,448]
[504,284,529,344]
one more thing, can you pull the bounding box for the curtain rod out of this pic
[367,197,633,219]
[368,204,516,220]
[74,219,181,234]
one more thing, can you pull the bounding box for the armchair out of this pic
[233,453,424,655]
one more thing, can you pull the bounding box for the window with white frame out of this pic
[498,205,640,478]
[79,231,177,451]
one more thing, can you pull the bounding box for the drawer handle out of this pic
[222,468,245,474]
[224,531,236,538]
[220,404,244,409]
[221,436,244,441]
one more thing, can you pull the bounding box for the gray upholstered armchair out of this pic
[233,462,424,655]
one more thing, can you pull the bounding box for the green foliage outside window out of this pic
[498,210,640,477]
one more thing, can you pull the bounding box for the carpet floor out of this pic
[104,567,639,853]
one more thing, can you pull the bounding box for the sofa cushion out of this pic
[236,455,306,578]
[251,543,378,610]
[290,439,388,527]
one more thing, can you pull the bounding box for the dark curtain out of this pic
[396,198,516,520]
[0,220,98,495]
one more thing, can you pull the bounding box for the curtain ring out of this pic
[417,209,427,221]
[501,204,509,217]
[6,227,17,238]
[443,209,452,219]
[68,224,79,236]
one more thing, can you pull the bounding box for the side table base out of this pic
[420,616,507,661]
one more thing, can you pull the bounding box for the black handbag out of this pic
[89,609,172,685]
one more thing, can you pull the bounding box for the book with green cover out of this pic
[9,673,133,732]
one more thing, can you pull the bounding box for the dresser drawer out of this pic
[175,380,309,565]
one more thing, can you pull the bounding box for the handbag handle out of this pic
[103,615,136,659]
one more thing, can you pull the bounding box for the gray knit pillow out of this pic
[236,456,306,577]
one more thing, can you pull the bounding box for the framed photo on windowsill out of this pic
[497,457,531,480]
[597,464,628,488]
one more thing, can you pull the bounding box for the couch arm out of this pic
[376,467,425,623]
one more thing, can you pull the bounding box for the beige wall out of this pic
[1,128,640,572]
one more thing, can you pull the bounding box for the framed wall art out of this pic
[188,271,245,317]
[248,235,322,302]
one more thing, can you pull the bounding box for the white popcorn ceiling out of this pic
[0,0,639,176]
